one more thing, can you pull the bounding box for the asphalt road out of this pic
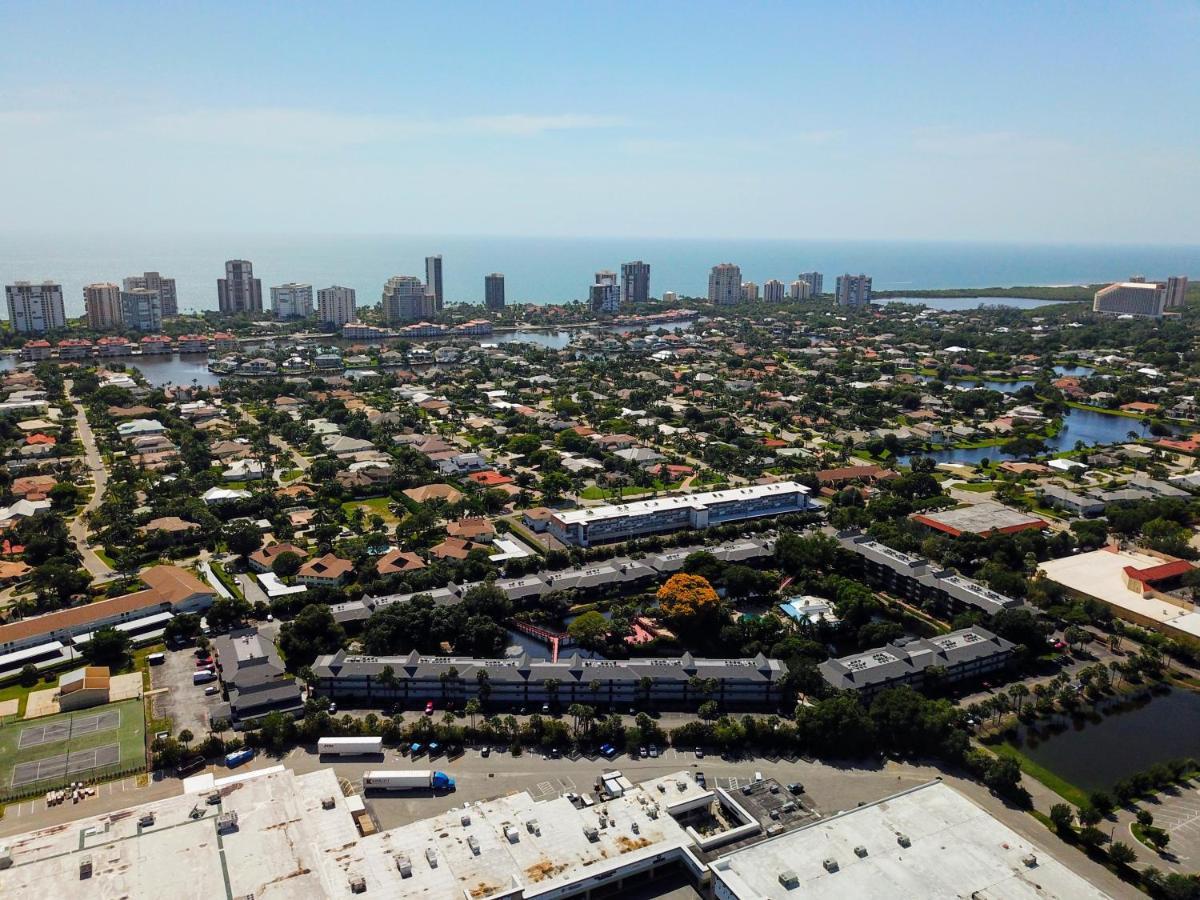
[65,379,113,578]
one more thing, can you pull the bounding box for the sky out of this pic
[1,1,1198,244]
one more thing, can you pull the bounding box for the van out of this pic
[754,771,764,783]
[147,653,166,665]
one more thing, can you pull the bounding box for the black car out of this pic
[787,782,805,795]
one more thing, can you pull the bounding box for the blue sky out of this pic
[1,1,1197,242]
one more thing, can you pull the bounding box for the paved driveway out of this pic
[149,647,224,737]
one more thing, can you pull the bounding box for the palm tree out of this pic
[1007,683,1029,715]
[1109,660,1124,688]
[464,698,481,732]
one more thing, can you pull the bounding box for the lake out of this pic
[490,318,696,350]
[1004,688,1200,793]
[126,355,224,387]
[900,405,1155,466]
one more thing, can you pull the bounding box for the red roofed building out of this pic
[1122,559,1195,597]
[467,470,514,487]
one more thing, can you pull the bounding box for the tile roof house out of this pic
[297,553,354,587]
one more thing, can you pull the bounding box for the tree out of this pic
[82,627,131,669]
[1109,842,1136,866]
[278,604,345,670]
[567,611,610,650]
[656,573,724,633]
[464,698,481,731]
[224,521,263,559]
[178,728,194,748]
[271,551,304,579]
[18,664,39,687]
[1049,803,1074,835]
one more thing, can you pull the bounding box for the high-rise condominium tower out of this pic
[485,273,506,310]
[123,272,178,317]
[798,271,823,296]
[218,260,263,315]
[383,275,434,323]
[836,274,872,307]
[317,286,357,326]
[620,261,650,305]
[84,282,123,330]
[708,263,742,305]
[425,255,444,311]
[589,270,620,314]
[119,288,163,331]
[6,281,66,334]
[763,279,785,303]
[271,283,314,319]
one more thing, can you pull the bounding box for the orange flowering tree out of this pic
[656,573,723,632]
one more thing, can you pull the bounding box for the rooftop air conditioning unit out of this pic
[897,834,911,848]
[778,870,799,889]
[854,845,868,858]
[322,797,336,810]
[396,856,412,878]
[822,858,839,873]
[79,855,93,880]
[425,848,438,868]
[349,875,366,894]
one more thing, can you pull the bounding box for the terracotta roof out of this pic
[299,553,353,580]
[1124,560,1194,584]
[376,549,425,575]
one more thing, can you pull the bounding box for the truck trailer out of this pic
[318,736,383,756]
[224,749,255,768]
[362,770,455,792]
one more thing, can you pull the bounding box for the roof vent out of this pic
[79,855,93,879]
[822,858,839,873]
[467,835,480,855]
[778,870,799,888]
[1022,854,1038,868]
[322,796,336,810]
[425,847,438,868]
[349,875,366,893]
[460,813,471,826]
[396,855,412,878]
[854,845,868,858]
[897,834,911,848]
[584,825,599,842]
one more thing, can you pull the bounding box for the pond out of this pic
[504,610,611,660]
[490,319,696,351]
[1003,687,1200,793]
[127,355,224,387]
[899,405,1157,466]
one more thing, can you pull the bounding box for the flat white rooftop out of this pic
[709,780,1111,899]
[1039,549,1200,640]
[552,481,809,526]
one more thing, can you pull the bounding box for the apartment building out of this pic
[313,649,789,711]
[382,275,433,323]
[819,627,1015,699]
[6,281,66,334]
[835,273,872,307]
[315,285,356,326]
[119,287,163,331]
[424,254,444,310]
[620,260,651,305]
[798,271,824,295]
[217,259,263,315]
[708,263,742,305]
[83,282,123,330]
[484,272,505,310]
[270,282,314,319]
[548,482,812,547]
[836,530,1022,617]
[123,271,178,317]
[590,270,620,314]
[1093,281,1166,318]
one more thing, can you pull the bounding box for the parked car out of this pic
[481,746,491,758]
[695,772,707,788]
[541,703,551,714]
[425,701,434,716]
[787,782,804,795]
[648,745,659,758]
[549,747,561,759]
[599,743,617,758]
[1053,640,1067,650]
[694,747,704,759]
[639,746,648,758]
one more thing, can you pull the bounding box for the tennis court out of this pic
[0,698,145,798]
[10,743,121,787]
[16,708,121,749]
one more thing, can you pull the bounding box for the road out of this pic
[65,379,113,578]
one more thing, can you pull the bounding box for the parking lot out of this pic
[1141,783,1200,869]
[149,647,225,737]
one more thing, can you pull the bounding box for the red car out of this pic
[1052,640,1067,650]
[425,701,435,716]
[195,658,213,667]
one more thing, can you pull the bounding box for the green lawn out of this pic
[987,740,1089,807]
[956,481,998,492]
[0,697,146,799]
[579,480,681,500]
[341,496,401,524]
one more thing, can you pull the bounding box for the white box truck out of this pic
[363,770,455,792]
[318,736,383,756]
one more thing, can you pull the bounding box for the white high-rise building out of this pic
[119,288,162,332]
[798,271,824,295]
[123,272,178,317]
[620,260,650,305]
[218,260,263,315]
[836,273,872,307]
[1093,282,1166,318]
[84,282,123,330]
[6,281,66,334]
[763,279,785,303]
[741,281,759,302]
[789,279,811,301]
[270,283,314,319]
[382,275,433,323]
[708,263,742,305]
[316,286,356,326]
[589,270,620,314]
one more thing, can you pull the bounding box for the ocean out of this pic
[2,234,1198,317]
